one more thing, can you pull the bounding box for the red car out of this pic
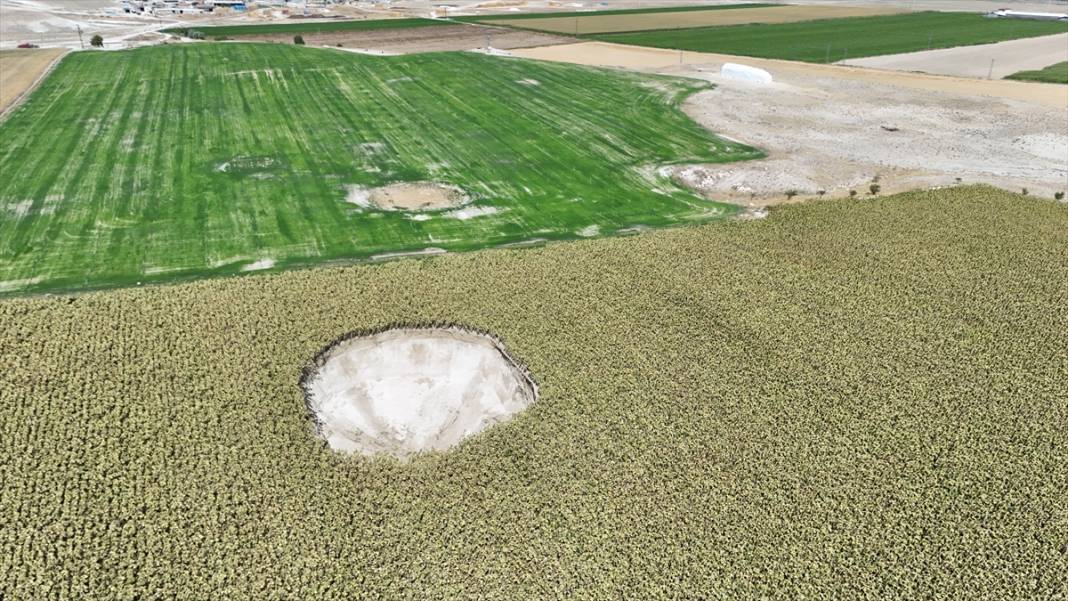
[17,42,40,49]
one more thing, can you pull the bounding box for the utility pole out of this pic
[988,59,995,79]
[76,24,85,49]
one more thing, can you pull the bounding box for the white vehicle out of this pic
[986,8,1068,21]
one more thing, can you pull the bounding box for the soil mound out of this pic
[348,182,469,211]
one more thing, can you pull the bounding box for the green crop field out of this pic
[1,187,1065,598]
[0,43,759,296]
[164,17,448,37]
[1007,61,1068,84]
[594,12,1068,63]
[457,3,774,21]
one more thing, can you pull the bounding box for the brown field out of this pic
[483,5,908,35]
[511,41,1068,202]
[0,48,66,118]
[232,24,567,54]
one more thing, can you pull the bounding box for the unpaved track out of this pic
[511,41,1067,202]
[0,48,66,117]
[482,5,908,35]
[841,33,1068,79]
[512,41,1068,107]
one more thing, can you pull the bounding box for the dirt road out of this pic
[841,33,1068,79]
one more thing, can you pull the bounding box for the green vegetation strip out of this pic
[0,43,758,296]
[1006,60,1068,84]
[457,3,774,21]
[594,12,1068,63]
[1,187,1065,597]
[164,17,448,36]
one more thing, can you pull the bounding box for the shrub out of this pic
[849,189,858,198]
[1021,187,1029,196]
[869,184,881,196]
[294,34,305,45]
[1056,191,1064,201]
[187,30,205,40]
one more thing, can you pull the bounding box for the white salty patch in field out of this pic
[516,78,540,86]
[304,327,537,458]
[358,142,385,154]
[4,200,34,218]
[335,47,401,57]
[371,247,447,261]
[617,225,651,235]
[442,205,501,220]
[1010,134,1068,164]
[344,185,372,208]
[739,207,770,220]
[469,47,516,57]
[209,256,248,269]
[497,238,547,249]
[0,277,43,292]
[143,266,182,275]
[577,225,600,237]
[241,258,275,272]
[216,156,278,174]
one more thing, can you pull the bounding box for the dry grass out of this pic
[0,48,66,117]
[483,5,907,35]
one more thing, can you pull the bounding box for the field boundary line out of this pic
[0,48,70,124]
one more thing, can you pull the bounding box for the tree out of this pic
[90,34,103,48]
[869,183,881,196]
[1056,191,1065,201]
[294,35,305,46]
